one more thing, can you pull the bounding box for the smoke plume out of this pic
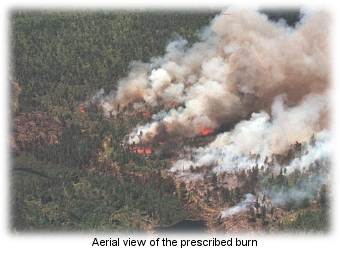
[221,193,256,218]
[95,7,330,147]
[88,7,331,213]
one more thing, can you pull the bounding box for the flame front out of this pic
[200,127,214,136]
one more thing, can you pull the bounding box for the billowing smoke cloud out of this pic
[90,6,330,168]
[85,7,331,217]
[169,93,331,175]
[86,6,331,194]
[94,7,329,146]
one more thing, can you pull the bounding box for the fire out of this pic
[200,127,214,136]
[131,146,152,155]
[142,111,151,117]
[79,106,85,113]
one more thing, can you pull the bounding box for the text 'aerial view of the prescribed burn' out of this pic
[10,6,332,235]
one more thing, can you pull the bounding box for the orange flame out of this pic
[200,127,214,135]
[131,146,152,155]
[80,106,85,113]
[142,111,151,117]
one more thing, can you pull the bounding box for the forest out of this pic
[10,9,219,232]
[10,8,331,234]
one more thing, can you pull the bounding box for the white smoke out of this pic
[111,8,330,146]
[169,93,330,175]
[286,129,332,174]
[85,7,331,202]
[221,193,256,218]
[81,7,332,219]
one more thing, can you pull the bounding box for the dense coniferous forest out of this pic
[10,9,219,232]
[10,9,331,233]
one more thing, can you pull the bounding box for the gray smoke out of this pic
[91,7,330,146]
[221,193,256,218]
[86,8,331,212]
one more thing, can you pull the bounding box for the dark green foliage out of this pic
[33,125,101,168]
[10,9,218,232]
[211,172,218,187]
[10,9,331,234]
[11,153,189,232]
[11,10,218,112]
[178,181,187,204]
[318,184,329,210]
[283,209,329,233]
[220,187,230,204]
